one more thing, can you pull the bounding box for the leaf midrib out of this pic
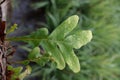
[6,37,67,44]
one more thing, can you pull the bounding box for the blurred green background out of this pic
[10,0,120,80]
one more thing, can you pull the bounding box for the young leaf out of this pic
[6,24,18,34]
[28,47,49,66]
[25,28,49,47]
[49,15,79,40]
[7,15,92,73]
[41,41,65,69]
[34,55,50,66]
[8,28,48,47]
[28,47,41,59]
[7,65,23,80]
[58,43,80,73]
[65,30,93,49]
[41,15,92,72]
[19,66,32,80]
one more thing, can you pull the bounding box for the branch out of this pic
[0,0,6,5]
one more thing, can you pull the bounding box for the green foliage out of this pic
[7,66,23,80]
[28,0,120,80]
[28,47,41,59]
[6,24,18,34]
[7,66,31,80]
[23,28,48,47]
[8,15,92,73]
[42,15,92,72]
[31,1,49,10]
[8,0,120,80]
[28,47,50,66]
[18,66,32,80]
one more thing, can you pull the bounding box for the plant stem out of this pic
[0,43,7,80]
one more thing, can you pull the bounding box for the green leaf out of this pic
[28,47,49,66]
[20,60,30,65]
[41,41,65,69]
[7,65,23,80]
[19,66,32,80]
[6,24,18,34]
[49,15,79,40]
[65,30,93,49]
[34,55,50,66]
[28,47,41,59]
[26,28,48,46]
[31,1,49,9]
[57,43,80,73]
[7,15,92,73]
[8,28,49,47]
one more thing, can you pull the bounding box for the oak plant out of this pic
[0,1,92,80]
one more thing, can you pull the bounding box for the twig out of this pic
[0,44,7,80]
[0,0,6,5]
